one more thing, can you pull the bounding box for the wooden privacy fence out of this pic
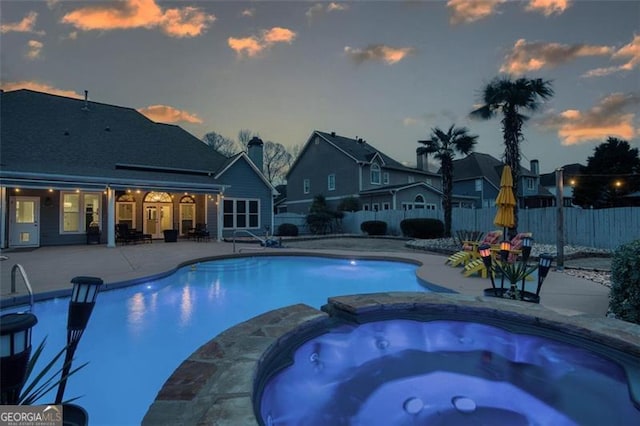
[276,207,640,250]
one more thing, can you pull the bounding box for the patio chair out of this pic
[462,232,533,278]
[115,223,143,245]
[446,230,503,267]
[194,223,210,242]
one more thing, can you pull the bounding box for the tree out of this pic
[471,76,554,234]
[238,129,255,151]
[263,140,293,185]
[418,125,478,238]
[202,131,238,157]
[572,137,640,208]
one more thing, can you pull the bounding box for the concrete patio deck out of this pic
[1,238,611,317]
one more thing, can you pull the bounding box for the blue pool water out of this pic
[21,256,433,425]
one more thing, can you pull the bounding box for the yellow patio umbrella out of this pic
[494,165,516,232]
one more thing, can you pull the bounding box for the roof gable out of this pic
[215,152,278,195]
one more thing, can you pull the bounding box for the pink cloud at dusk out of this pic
[500,38,612,74]
[447,0,506,25]
[0,81,82,98]
[538,93,639,145]
[60,0,215,38]
[138,105,203,124]
[228,27,296,58]
[1,11,45,35]
[525,0,571,16]
[584,35,640,77]
[344,44,415,65]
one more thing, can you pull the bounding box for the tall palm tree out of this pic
[470,76,553,234]
[418,125,478,238]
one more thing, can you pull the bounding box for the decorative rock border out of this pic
[143,293,640,425]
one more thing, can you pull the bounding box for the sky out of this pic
[1,0,639,175]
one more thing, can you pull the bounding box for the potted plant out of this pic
[493,261,538,300]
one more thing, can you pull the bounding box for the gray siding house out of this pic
[0,89,275,248]
[286,130,445,213]
[450,152,554,208]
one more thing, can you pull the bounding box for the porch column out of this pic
[107,187,115,248]
[216,194,223,242]
[0,186,6,249]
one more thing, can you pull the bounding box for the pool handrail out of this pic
[10,263,34,312]
[232,229,266,253]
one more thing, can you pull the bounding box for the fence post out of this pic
[556,168,564,270]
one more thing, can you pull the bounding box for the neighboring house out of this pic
[450,153,554,209]
[0,89,276,248]
[273,184,287,214]
[285,130,451,213]
[539,163,584,207]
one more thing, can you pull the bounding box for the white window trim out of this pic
[223,198,261,229]
[60,191,102,234]
[303,179,310,194]
[408,175,415,183]
[372,203,380,212]
[382,202,390,210]
[362,204,370,211]
[527,177,535,190]
[370,164,381,185]
[328,174,336,191]
[475,178,483,191]
[382,172,389,184]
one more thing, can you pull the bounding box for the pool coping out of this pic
[142,292,640,425]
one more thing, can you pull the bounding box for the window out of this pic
[408,175,415,183]
[425,178,432,186]
[362,204,370,211]
[402,203,413,210]
[475,179,483,191]
[414,194,426,209]
[383,172,389,184]
[61,191,101,233]
[527,177,535,190]
[426,203,437,210]
[382,202,390,210]
[328,174,336,191]
[303,179,310,194]
[223,198,260,229]
[372,203,379,212]
[370,164,381,184]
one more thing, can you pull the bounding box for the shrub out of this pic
[277,223,299,237]
[360,220,387,236]
[609,239,640,324]
[338,196,360,212]
[400,218,444,239]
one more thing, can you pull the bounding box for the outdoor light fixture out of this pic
[478,244,496,289]
[55,276,103,404]
[521,236,534,263]
[536,254,554,296]
[499,240,511,262]
[1,312,38,404]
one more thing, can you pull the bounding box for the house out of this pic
[539,163,584,207]
[285,130,454,213]
[0,89,276,248]
[450,153,554,208]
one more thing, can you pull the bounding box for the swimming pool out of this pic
[19,256,438,425]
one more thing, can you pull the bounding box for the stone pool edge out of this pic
[142,292,640,425]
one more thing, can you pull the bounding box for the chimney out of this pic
[247,136,264,172]
[416,148,429,172]
[331,131,336,137]
[530,159,539,176]
[82,90,89,111]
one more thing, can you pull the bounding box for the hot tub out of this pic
[254,294,640,426]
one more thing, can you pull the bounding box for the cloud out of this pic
[228,27,296,58]
[447,0,506,25]
[306,2,349,21]
[525,0,570,16]
[538,93,640,145]
[0,81,83,98]
[241,8,255,18]
[584,34,640,77]
[26,40,43,60]
[1,11,45,35]
[403,117,421,126]
[500,38,613,74]
[137,105,203,124]
[60,0,215,38]
[344,44,415,65]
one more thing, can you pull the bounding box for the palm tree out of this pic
[471,76,553,234]
[418,125,478,238]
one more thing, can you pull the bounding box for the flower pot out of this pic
[163,229,178,243]
[63,403,88,426]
